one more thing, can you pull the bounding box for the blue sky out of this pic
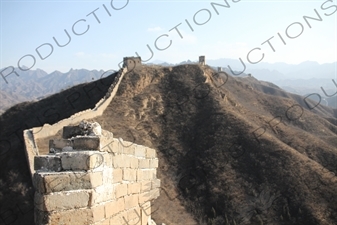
[0,0,336,74]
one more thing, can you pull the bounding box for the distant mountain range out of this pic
[0,68,109,114]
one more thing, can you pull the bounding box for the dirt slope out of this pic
[0,64,336,225]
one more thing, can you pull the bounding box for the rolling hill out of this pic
[0,64,336,225]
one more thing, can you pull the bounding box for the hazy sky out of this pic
[0,0,336,74]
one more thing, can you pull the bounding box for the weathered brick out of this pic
[92,204,105,222]
[112,155,125,168]
[90,171,103,188]
[102,168,114,184]
[138,159,150,169]
[151,179,161,189]
[145,148,156,159]
[36,172,95,194]
[115,183,128,198]
[60,152,103,171]
[105,198,125,218]
[34,191,90,211]
[128,182,141,195]
[138,191,151,204]
[141,181,152,192]
[122,142,135,155]
[142,169,156,180]
[44,173,70,193]
[72,136,100,150]
[34,155,61,172]
[124,194,139,208]
[150,188,160,199]
[90,185,115,205]
[134,146,146,158]
[140,201,151,224]
[109,211,128,225]
[123,169,137,181]
[136,170,143,181]
[149,159,159,168]
[62,126,83,139]
[103,153,113,167]
[33,173,46,193]
[123,155,131,168]
[49,139,72,151]
[113,169,123,183]
[101,140,117,154]
[130,157,139,169]
[126,207,141,221]
[35,208,94,225]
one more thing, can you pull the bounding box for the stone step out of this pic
[49,136,100,153]
[34,151,104,172]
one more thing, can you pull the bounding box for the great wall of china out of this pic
[23,57,161,225]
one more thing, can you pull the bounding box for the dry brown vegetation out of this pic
[0,64,336,225]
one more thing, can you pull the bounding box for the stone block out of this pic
[91,185,115,205]
[138,191,151,204]
[33,173,46,193]
[123,169,137,181]
[102,168,114,184]
[130,157,139,169]
[122,142,135,154]
[123,155,131,168]
[115,183,128,199]
[127,207,141,221]
[35,208,94,225]
[150,188,160,199]
[92,204,105,222]
[60,152,103,171]
[103,153,113,167]
[72,136,100,150]
[139,159,150,169]
[109,211,128,225]
[149,159,159,168]
[34,155,61,172]
[90,171,103,188]
[34,190,90,211]
[113,169,123,183]
[151,179,161,189]
[142,169,156,181]
[105,198,125,218]
[49,139,72,152]
[141,181,152,192]
[34,208,49,225]
[128,182,141,195]
[44,173,70,193]
[145,148,156,159]
[63,126,84,138]
[33,171,104,194]
[134,146,146,158]
[140,201,151,224]
[112,155,125,168]
[124,194,139,209]
[136,170,143,181]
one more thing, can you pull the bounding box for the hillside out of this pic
[0,64,336,225]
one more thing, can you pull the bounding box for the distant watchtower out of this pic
[123,56,142,70]
[199,56,205,66]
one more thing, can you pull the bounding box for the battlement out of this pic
[29,121,160,225]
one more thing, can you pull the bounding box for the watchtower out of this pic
[199,56,205,66]
[123,56,142,70]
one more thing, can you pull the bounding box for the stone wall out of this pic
[32,127,160,225]
[22,60,161,225]
[24,65,128,178]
